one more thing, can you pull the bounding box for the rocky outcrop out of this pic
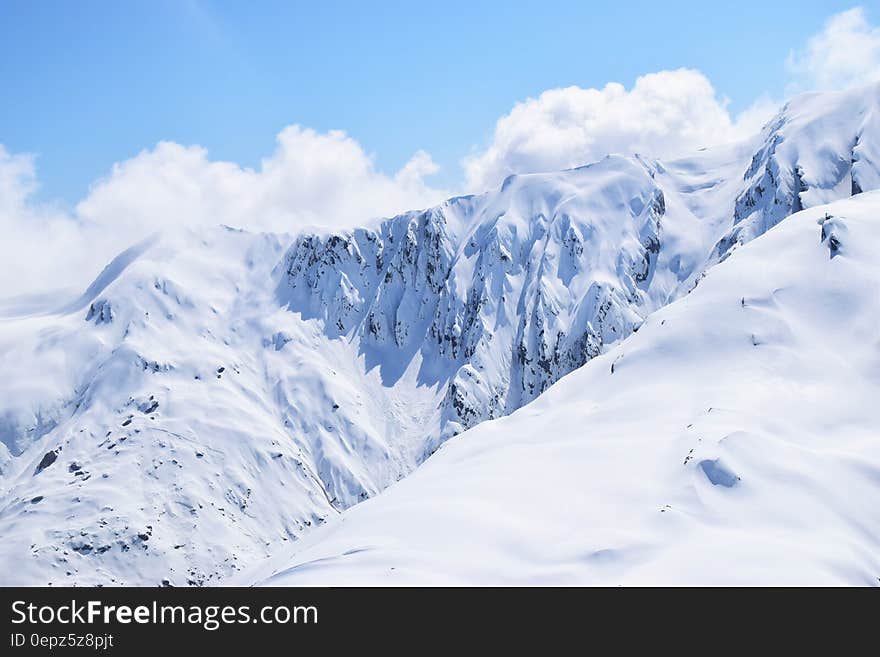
[712,86,880,265]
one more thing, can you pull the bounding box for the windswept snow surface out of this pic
[0,84,878,585]
[246,193,880,586]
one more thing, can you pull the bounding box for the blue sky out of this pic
[0,0,875,204]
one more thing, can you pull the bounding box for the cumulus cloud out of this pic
[6,8,871,300]
[463,69,773,191]
[461,8,880,192]
[78,126,446,235]
[0,128,447,298]
[786,7,880,92]
[0,147,100,300]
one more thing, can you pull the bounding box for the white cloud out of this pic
[463,69,773,191]
[78,126,446,235]
[0,147,101,300]
[462,9,880,191]
[0,128,447,298]
[730,95,780,137]
[786,7,880,93]
[10,8,873,299]
[0,146,37,212]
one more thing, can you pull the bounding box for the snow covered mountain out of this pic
[281,83,880,444]
[0,83,877,586]
[246,190,880,585]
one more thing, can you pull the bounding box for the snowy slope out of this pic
[0,84,877,586]
[246,192,880,586]
[0,228,443,585]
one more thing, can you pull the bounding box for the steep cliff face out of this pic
[282,157,674,445]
